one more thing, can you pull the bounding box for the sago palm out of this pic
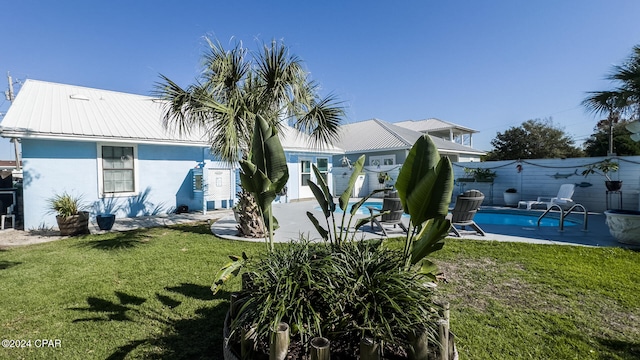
[154,38,344,237]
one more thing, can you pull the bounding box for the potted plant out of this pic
[460,167,496,182]
[503,188,519,207]
[581,159,621,191]
[93,198,120,231]
[377,172,391,185]
[48,192,90,236]
[216,130,458,359]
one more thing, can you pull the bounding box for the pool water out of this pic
[316,202,577,227]
[474,211,577,227]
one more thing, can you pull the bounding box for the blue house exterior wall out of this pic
[21,139,221,230]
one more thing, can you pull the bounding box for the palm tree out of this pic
[154,38,345,237]
[583,45,640,153]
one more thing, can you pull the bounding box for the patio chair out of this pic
[366,191,408,236]
[534,183,575,210]
[447,189,486,237]
[1,203,14,230]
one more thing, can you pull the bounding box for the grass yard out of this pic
[0,222,639,359]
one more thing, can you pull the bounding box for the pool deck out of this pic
[211,199,639,249]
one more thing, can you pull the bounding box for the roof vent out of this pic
[69,94,90,101]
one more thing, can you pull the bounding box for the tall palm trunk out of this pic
[236,189,265,238]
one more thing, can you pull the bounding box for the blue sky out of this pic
[2,0,640,160]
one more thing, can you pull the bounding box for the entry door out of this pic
[299,159,313,198]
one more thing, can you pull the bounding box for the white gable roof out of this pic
[395,118,478,134]
[337,119,485,156]
[0,79,341,153]
[0,79,207,146]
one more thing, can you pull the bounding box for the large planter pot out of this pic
[96,214,116,231]
[503,191,519,207]
[604,210,640,245]
[605,181,623,191]
[56,211,90,236]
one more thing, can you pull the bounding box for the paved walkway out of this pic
[0,210,231,247]
[212,200,634,249]
[1,200,635,249]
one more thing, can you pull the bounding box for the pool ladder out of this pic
[537,204,588,232]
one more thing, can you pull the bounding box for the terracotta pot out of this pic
[56,211,90,236]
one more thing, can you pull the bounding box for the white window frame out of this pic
[300,158,312,188]
[97,143,139,197]
[316,157,329,184]
[369,155,395,167]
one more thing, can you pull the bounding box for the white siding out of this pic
[454,156,640,212]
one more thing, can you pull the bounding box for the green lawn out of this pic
[0,223,639,359]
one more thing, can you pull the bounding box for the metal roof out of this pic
[0,79,341,153]
[337,118,485,155]
[0,79,208,146]
[395,118,478,134]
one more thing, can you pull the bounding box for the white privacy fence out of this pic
[332,156,640,213]
[453,156,640,213]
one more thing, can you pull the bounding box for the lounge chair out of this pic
[448,189,486,237]
[366,191,408,236]
[534,184,575,210]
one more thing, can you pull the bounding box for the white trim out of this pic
[0,132,210,147]
[96,142,139,198]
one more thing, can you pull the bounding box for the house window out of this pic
[101,145,135,194]
[301,160,311,186]
[369,155,395,167]
[317,158,329,184]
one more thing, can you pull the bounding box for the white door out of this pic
[299,159,313,198]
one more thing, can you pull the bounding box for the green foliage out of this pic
[581,159,619,181]
[306,155,385,246]
[213,116,289,293]
[323,241,440,345]
[583,120,640,156]
[47,192,86,218]
[156,37,345,165]
[232,239,332,348]
[2,224,639,359]
[395,134,454,270]
[239,115,289,249]
[583,44,640,122]
[232,239,440,354]
[484,118,584,160]
[463,167,497,181]
[211,253,248,294]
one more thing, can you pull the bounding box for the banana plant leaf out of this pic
[306,211,329,241]
[338,155,365,211]
[410,217,450,265]
[211,252,248,295]
[395,135,454,225]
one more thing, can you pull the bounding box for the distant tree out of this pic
[582,45,640,152]
[583,120,640,156]
[484,118,584,160]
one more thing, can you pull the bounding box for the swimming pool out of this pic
[315,202,578,227]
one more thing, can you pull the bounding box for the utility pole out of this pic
[5,72,21,170]
[5,72,15,101]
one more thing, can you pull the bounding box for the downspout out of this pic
[10,138,20,171]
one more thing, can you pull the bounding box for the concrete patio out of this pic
[211,199,635,249]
